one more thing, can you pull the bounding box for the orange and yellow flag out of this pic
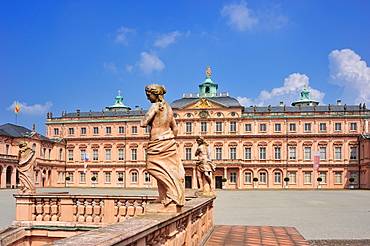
[14,105,20,114]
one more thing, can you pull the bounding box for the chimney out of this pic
[135,106,139,110]
[337,100,342,105]
[279,102,284,106]
[76,109,80,116]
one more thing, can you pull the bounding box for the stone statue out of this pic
[141,84,185,206]
[206,66,211,77]
[195,136,216,196]
[17,141,36,194]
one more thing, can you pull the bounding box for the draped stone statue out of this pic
[17,141,36,194]
[141,84,185,207]
[195,136,216,196]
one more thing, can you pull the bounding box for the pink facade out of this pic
[2,74,370,190]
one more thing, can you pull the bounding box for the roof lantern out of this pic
[291,85,319,106]
[106,90,131,111]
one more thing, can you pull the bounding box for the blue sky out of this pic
[1,0,370,135]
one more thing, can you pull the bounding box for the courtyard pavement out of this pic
[0,188,369,241]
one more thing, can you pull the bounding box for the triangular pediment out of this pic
[180,98,227,109]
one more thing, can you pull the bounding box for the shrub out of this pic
[118,177,123,182]
[65,176,70,181]
[284,177,290,182]
[253,177,258,182]
[91,176,97,181]
[317,177,322,182]
[349,177,355,183]
[222,178,227,182]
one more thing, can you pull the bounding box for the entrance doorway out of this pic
[215,176,222,189]
[185,176,192,189]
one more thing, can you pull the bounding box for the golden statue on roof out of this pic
[205,66,211,77]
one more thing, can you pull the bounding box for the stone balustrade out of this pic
[45,197,215,246]
[13,192,157,227]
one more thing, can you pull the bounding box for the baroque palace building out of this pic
[2,72,370,190]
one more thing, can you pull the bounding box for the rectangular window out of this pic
[335,172,342,184]
[319,123,326,131]
[245,148,251,160]
[145,126,150,134]
[43,148,46,159]
[185,148,192,160]
[230,121,236,132]
[260,124,266,132]
[118,126,124,134]
[274,172,281,183]
[350,123,357,131]
[289,147,296,160]
[260,173,266,183]
[35,171,39,183]
[230,173,236,184]
[290,173,296,183]
[289,123,296,132]
[274,123,281,132]
[144,173,150,183]
[93,149,98,161]
[105,172,111,183]
[48,149,51,159]
[118,172,124,182]
[350,147,357,160]
[131,126,137,134]
[244,173,252,183]
[259,147,266,160]
[69,128,74,135]
[274,147,281,160]
[93,127,99,135]
[201,122,207,132]
[106,149,111,161]
[131,149,137,161]
[320,147,326,160]
[304,123,311,131]
[304,172,311,183]
[335,147,342,160]
[68,150,73,161]
[186,122,192,133]
[59,149,63,160]
[118,149,124,160]
[215,148,222,160]
[230,148,236,160]
[106,127,112,134]
[131,172,138,183]
[80,173,86,183]
[92,172,98,182]
[335,123,342,131]
[81,127,86,135]
[54,128,59,136]
[245,124,251,132]
[350,173,357,183]
[304,147,311,160]
[80,149,86,161]
[68,173,74,182]
[320,172,327,183]
[216,122,222,132]
[5,145,10,155]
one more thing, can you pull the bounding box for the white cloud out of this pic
[7,101,53,116]
[115,27,135,45]
[329,49,370,104]
[126,65,133,72]
[154,31,183,48]
[221,0,258,31]
[137,52,165,75]
[237,73,325,106]
[221,1,288,31]
[103,62,118,74]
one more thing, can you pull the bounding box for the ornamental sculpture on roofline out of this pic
[17,141,36,194]
[206,66,211,77]
[141,84,185,209]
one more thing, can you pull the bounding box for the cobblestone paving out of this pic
[309,240,370,246]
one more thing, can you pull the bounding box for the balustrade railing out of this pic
[13,193,157,226]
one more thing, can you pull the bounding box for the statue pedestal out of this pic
[145,203,181,214]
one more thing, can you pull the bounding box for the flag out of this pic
[84,153,90,173]
[313,151,320,171]
[14,104,20,114]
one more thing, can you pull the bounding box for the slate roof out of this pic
[170,97,242,109]
[0,123,55,142]
[62,110,147,118]
[243,105,367,113]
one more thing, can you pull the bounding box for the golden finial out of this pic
[205,66,211,77]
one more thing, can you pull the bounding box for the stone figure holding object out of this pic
[195,136,216,196]
[17,141,36,194]
[141,84,185,206]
